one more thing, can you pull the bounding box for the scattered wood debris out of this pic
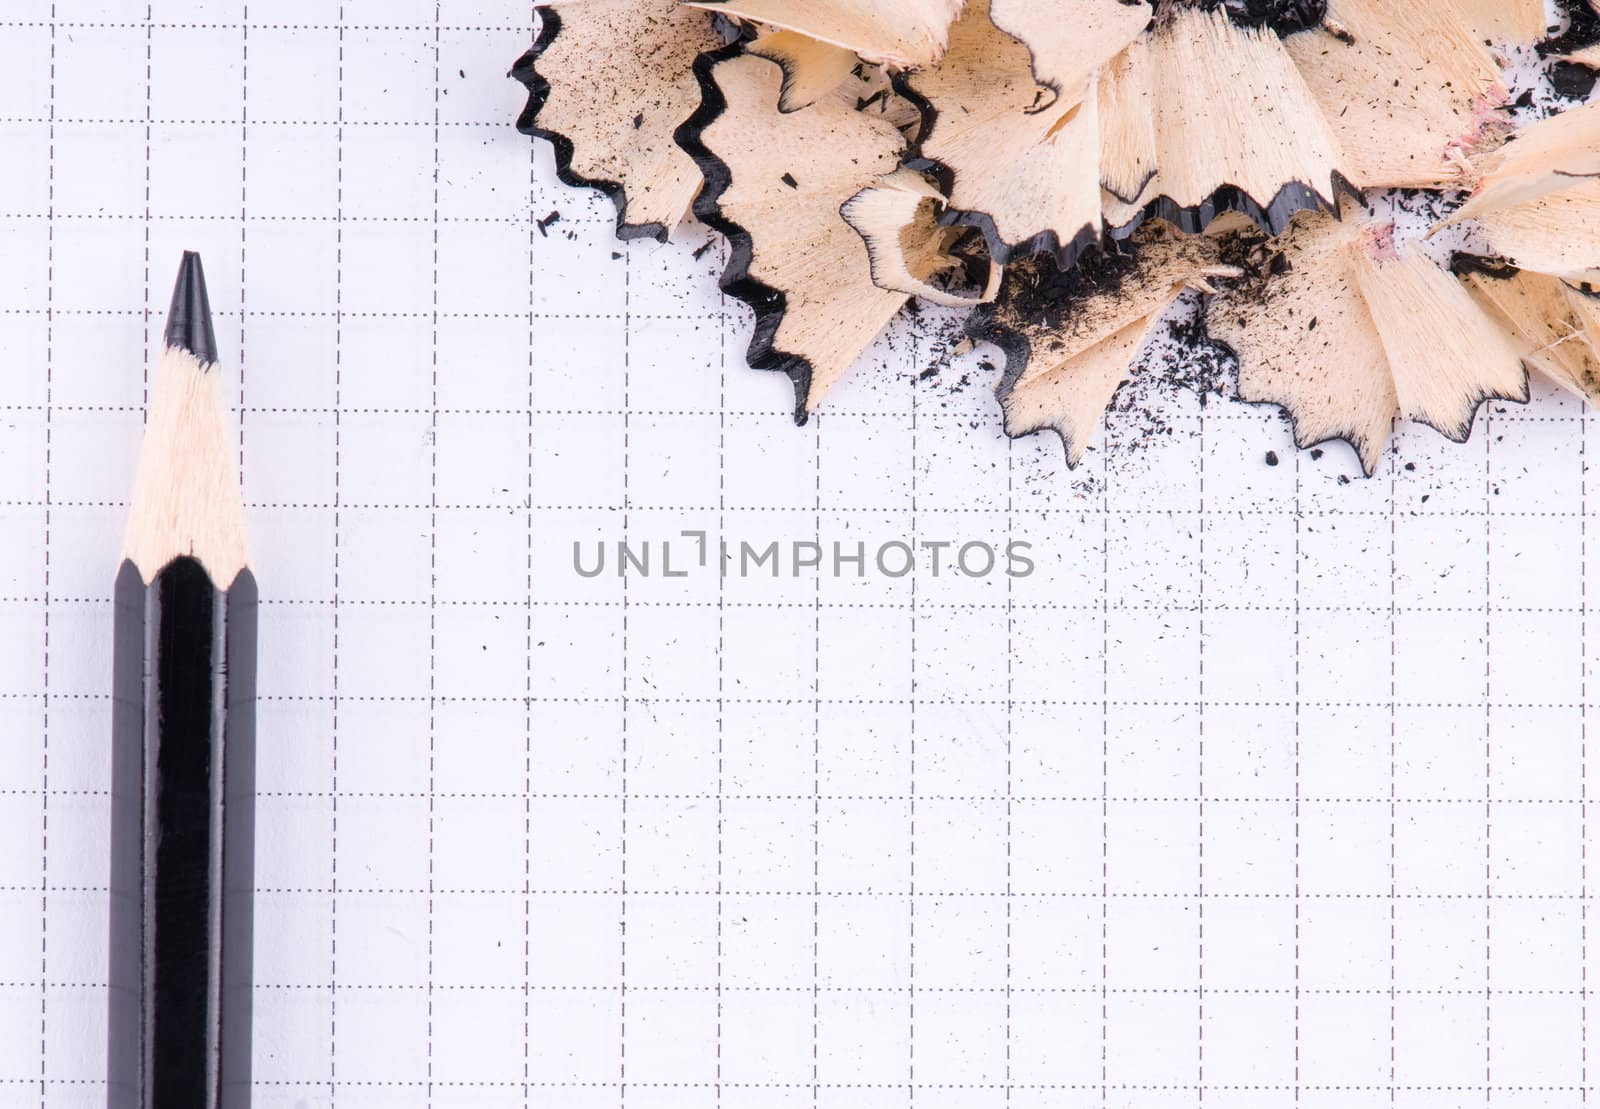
[974,224,1236,465]
[515,0,1600,476]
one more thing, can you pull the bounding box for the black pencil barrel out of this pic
[109,557,257,1109]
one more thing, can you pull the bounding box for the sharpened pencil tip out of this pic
[164,251,219,368]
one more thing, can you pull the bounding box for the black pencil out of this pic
[108,251,257,1109]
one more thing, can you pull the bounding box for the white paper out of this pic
[0,4,1596,1106]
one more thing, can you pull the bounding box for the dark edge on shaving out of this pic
[892,68,1104,270]
[676,44,816,423]
[894,32,1350,268]
[1204,248,1533,476]
[510,8,673,243]
[960,299,1094,465]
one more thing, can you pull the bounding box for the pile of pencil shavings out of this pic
[511,0,1600,476]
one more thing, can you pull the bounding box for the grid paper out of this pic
[0,3,1596,1107]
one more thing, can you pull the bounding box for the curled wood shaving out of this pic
[840,167,1001,307]
[680,49,912,415]
[1450,100,1600,225]
[512,0,726,240]
[1472,178,1600,286]
[1208,206,1528,474]
[1463,267,1600,403]
[987,0,1150,98]
[1103,7,1343,236]
[749,28,862,111]
[902,0,1105,265]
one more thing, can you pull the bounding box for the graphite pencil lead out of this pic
[163,250,218,368]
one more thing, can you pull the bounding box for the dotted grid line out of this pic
[13,1079,1600,1094]
[811,408,822,1109]
[0,22,551,30]
[1388,430,1400,1107]
[20,787,1600,807]
[1585,398,1592,1103]
[20,497,1600,520]
[0,311,722,321]
[238,1,249,504]
[1485,412,1495,1103]
[8,884,1600,902]
[1004,374,1014,1108]
[0,210,622,221]
[523,4,536,1099]
[427,5,442,1103]
[16,692,1600,712]
[1293,438,1303,1106]
[908,321,920,1109]
[329,3,345,1100]
[1197,392,1208,1104]
[1100,417,1111,1109]
[0,391,1585,425]
[619,198,632,1109]
[141,4,151,413]
[715,236,729,1109]
[36,9,56,1104]
[13,598,1600,618]
[12,981,1600,998]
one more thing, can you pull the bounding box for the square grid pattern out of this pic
[0,3,1595,1107]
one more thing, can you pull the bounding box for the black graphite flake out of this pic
[1179,0,1327,36]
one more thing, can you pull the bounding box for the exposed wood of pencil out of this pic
[109,251,257,1109]
[841,166,1000,306]
[122,276,249,588]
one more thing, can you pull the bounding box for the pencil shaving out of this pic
[681,49,913,416]
[687,0,964,68]
[512,0,727,240]
[900,0,1106,266]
